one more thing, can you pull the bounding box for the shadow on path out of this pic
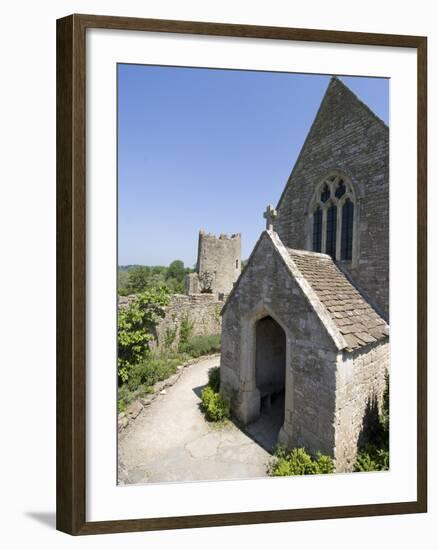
[239,392,285,453]
[119,356,274,484]
[192,383,206,399]
[193,379,285,455]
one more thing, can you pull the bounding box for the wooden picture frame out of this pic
[56,13,427,535]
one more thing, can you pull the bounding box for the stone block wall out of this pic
[118,293,222,352]
[153,294,222,351]
[220,231,390,469]
[196,231,241,298]
[185,272,200,295]
[282,344,338,458]
[334,340,390,472]
[220,233,338,453]
[274,78,389,318]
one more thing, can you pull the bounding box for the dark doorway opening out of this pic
[246,316,286,452]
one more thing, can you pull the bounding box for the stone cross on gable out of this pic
[263,204,277,231]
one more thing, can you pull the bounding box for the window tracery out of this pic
[311,174,356,261]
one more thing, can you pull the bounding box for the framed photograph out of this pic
[56,14,427,535]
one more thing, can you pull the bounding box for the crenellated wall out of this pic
[186,230,241,299]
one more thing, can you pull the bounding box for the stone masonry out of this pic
[220,78,390,471]
[151,294,222,351]
[274,77,389,319]
[220,231,389,471]
[119,293,222,353]
[335,341,389,471]
[119,230,241,353]
[186,230,241,300]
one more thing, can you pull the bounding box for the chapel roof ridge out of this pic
[327,75,388,129]
[284,246,331,260]
[274,75,388,212]
[238,231,388,351]
[222,230,389,353]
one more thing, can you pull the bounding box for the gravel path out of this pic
[118,356,274,485]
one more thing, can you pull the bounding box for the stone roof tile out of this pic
[288,249,389,352]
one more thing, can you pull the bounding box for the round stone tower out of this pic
[186,230,241,300]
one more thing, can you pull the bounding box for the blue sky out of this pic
[118,66,388,267]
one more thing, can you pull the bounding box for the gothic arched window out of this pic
[309,173,356,262]
[325,204,337,258]
[321,184,330,203]
[312,207,322,252]
[335,180,346,198]
[341,198,354,260]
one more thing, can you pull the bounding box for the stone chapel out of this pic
[219,77,390,472]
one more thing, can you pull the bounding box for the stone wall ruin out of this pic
[185,230,241,300]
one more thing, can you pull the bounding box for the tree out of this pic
[117,269,130,295]
[128,266,151,293]
[117,286,170,383]
[165,277,185,294]
[166,260,186,283]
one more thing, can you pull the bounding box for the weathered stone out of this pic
[165,374,180,386]
[119,292,222,354]
[220,77,389,473]
[127,401,143,419]
[274,77,389,319]
[139,396,153,407]
[185,230,241,299]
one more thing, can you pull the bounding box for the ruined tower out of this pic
[185,230,241,300]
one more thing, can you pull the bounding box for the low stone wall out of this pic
[118,293,223,352]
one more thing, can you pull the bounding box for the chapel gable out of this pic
[273,77,389,318]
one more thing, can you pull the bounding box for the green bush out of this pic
[118,352,189,410]
[199,365,228,422]
[126,352,188,391]
[117,286,170,383]
[269,447,335,476]
[178,315,194,353]
[181,334,221,358]
[355,444,389,472]
[207,366,220,393]
[117,383,149,413]
[164,325,178,349]
[354,373,390,472]
[380,372,390,434]
[200,386,230,422]
[118,333,221,412]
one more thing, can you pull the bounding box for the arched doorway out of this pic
[249,315,286,450]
